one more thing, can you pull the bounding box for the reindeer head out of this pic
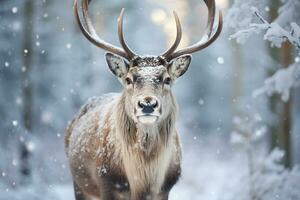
[74,0,222,125]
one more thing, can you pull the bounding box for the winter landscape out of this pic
[0,0,300,199]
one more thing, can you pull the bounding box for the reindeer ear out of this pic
[168,55,192,79]
[105,52,129,78]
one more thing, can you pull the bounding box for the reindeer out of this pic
[65,0,222,199]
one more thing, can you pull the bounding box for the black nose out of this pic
[138,98,158,114]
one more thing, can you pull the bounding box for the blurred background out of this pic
[0,0,299,199]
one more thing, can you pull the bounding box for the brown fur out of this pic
[65,93,182,200]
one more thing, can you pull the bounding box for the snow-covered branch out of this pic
[229,7,300,49]
[253,62,300,102]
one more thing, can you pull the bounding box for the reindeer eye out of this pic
[164,77,171,85]
[125,77,133,85]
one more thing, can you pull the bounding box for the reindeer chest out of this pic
[120,145,173,196]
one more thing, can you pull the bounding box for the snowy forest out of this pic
[0,0,299,199]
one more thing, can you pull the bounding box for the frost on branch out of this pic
[225,0,267,32]
[249,148,300,200]
[228,22,267,44]
[231,110,267,146]
[263,21,300,48]
[253,62,300,102]
[229,7,300,48]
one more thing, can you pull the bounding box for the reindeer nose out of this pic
[138,97,158,114]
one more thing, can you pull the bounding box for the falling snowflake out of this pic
[66,43,72,49]
[198,99,205,105]
[217,57,225,64]
[12,159,18,166]
[12,7,18,14]
[26,141,35,152]
[12,120,18,126]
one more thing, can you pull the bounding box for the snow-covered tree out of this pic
[229,0,300,101]
[227,0,300,167]
[231,110,300,200]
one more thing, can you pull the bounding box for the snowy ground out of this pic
[170,134,247,200]
[0,131,249,200]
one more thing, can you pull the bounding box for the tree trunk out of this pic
[267,0,280,150]
[267,0,292,167]
[278,42,292,167]
[20,0,34,183]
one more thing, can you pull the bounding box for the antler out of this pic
[74,0,184,61]
[74,0,136,60]
[118,8,138,60]
[166,0,223,61]
[74,0,222,62]
[161,11,182,58]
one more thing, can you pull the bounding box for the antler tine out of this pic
[167,0,223,61]
[74,0,128,59]
[118,9,137,60]
[161,11,182,58]
[204,0,216,37]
